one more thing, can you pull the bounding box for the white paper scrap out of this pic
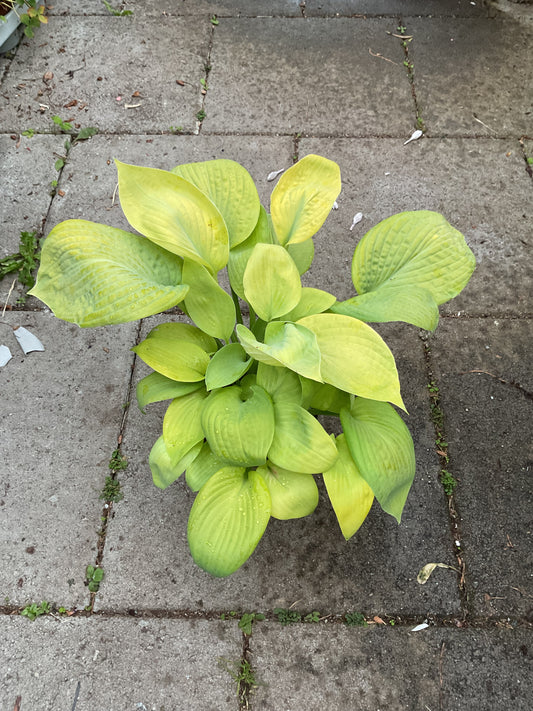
[411,623,429,632]
[0,345,12,367]
[349,212,363,231]
[13,326,45,355]
[267,168,285,181]
[332,201,339,210]
[404,129,423,145]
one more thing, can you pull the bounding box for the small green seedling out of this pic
[20,601,50,621]
[0,230,40,295]
[1,2,48,38]
[303,610,321,623]
[169,126,183,135]
[57,606,68,614]
[86,565,104,593]
[440,469,457,496]
[344,612,368,627]
[527,157,533,165]
[99,475,124,503]
[52,115,73,133]
[238,612,265,635]
[200,78,208,90]
[22,128,36,138]
[109,448,127,471]
[196,109,206,122]
[273,607,301,625]
[210,15,219,25]
[102,0,133,15]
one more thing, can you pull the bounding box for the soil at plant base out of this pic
[0,2,13,17]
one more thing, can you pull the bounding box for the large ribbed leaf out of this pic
[340,398,415,523]
[236,322,323,382]
[297,313,404,409]
[136,372,204,412]
[332,284,439,331]
[268,403,338,474]
[149,436,202,490]
[205,343,252,390]
[145,322,217,354]
[256,364,302,405]
[243,243,301,321]
[201,384,275,467]
[270,154,341,246]
[287,238,315,275]
[300,378,350,414]
[133,334,210,382]
[256,464,318,520]
[187,468,271,577]
[172,159,260,248]
[228,206,274,299]
[116,161,229,272]
[281,287,336,321]
[182,260,236,341]
[185,442,227,492]
[29,220,188,327]
[323,434,374,539]
[352,211,476,305]
[162,389,207,463]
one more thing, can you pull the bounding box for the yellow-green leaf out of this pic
[136,372,203,412]
[116,161,229,272]
[205,343,252,390]
[29,220,188,327]
[256,363,302,405]
[228,206,274,299]
[297,313,404,409]
[270,154,341,246]
[133,333,210,382]
[162,389,208,463]
[256,464,318,519]
[323,434,374,539]
[185,442,227,492]
[182,259,236,341]
[280,287,336,321]
[243,243,301,321]
[187,467,271,577]
[145,322,217,354]
[149,437,202,490]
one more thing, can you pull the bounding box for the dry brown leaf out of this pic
[373,615,386,625]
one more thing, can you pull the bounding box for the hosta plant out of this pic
[29,154,475,577]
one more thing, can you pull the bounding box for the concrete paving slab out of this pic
[250,623,533,710]
[0,16,211,133]
[0,134,64,304]
[306,0,487,16]
[204,18,414,135]
[1,615,240,710]
[407,17,533,137]
[0,311,137,608]
[49,0,305,16]
[430,319,533,619]
[299,137,533,313]
[96,314,460,616]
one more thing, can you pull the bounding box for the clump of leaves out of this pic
[101,0,132,16]
[304,610,321,623]
[238,612,265,635]
[440,469,457,496]
[273,607,301,625]
[109,448,127,472]
[29,154,476,578]
[0,230,40,294]
[344,612,368,627]
[86,565,104,592]
[219,657,260,708]
[0,1,48,38]
[99,475,124,503]
[20,601,50,620]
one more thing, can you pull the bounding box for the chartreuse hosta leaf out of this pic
[300,378,350,414]
[182,260,235,341]
[256,463,319,520]
[116,161,229,273]
[236,322,323,382]
[333,285,439,331]
[268,403,338,474]
[185,441,227,492]
[344,211,476,328]
[133,332,210,382]
[205,343,252,390]
[287,237,315,275]
[280,287,336,321]
[297,313,404,410]
[201,384,275,467]
[136,372,204,412]
[172,159,260,248]
[28,221,188,327]
[163,389,208,463]
[270,154,341,246]
[228,206,273,299]
[256,363,302,405]
[145,322,217,354]
[243,243,301,321]
[340,398,415,523]
[187,467,271,577]
[149,437,202,490]
[323,434,374,539]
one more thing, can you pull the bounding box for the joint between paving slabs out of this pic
[420,333,468,617]
[519,135,533,180]
[396,20,425,133]
[195,17,217,133]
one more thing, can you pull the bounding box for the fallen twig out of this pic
[369,48,398,65]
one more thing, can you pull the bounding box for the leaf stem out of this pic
[230,287,243,325]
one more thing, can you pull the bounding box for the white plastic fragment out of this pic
[404,129,423,145]
[349,212,363,231]
[411,623,429,632]
[0,345,12,367]
[13,326,45,355]
[267,168,285,181]
[332,200,339,210]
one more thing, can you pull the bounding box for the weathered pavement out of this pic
[1,1,532,709]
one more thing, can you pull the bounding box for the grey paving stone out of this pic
[204,18,414,135]
[49,0,305,16]
[0,16,211,133]
[0,135,64,304]
[430,319,533,619]
[96,313,459,615]
[408,17,533,137]
[0,311,137,608]
[299,137,533,313]
[306,0,487,16]
[1,615,240,710]
[250,624,533,711]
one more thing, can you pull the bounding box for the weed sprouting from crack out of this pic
[0,230,40,302]
[395,23,425,133]
[219,656,262,709]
